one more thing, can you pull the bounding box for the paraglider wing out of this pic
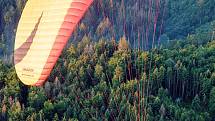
[14,0,93,86]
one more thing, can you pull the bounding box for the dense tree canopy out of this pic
[0,0,215,120]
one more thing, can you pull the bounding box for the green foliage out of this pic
[0,36,215,120]
[0,61,7,88]
[209,87,215,118]
[8,100,22,121]
[191,95,201,111]
[28,87,47,110]
[0,0,215,120]
[43,100,55,120]
[3,68,20,97]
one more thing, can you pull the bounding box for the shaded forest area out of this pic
[1,0,215,60]
[0,0,215,121]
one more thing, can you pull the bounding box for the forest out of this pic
[0,0,215,121]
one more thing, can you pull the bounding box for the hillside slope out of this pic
[0,0,215,62]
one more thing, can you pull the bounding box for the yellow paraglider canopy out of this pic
[14,0,93,86]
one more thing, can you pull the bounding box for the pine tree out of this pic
[191,95,201,111]
[113,65,123,88]
[209,87,215,118]
[53,113,59,121]
[118,36,129,51]
[1,104,7,120]
[95,64,103,79]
